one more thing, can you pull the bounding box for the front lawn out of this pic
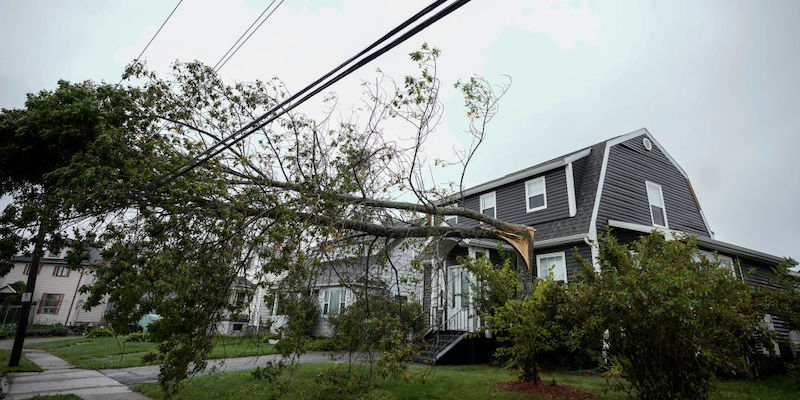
[0,348,43,374]
[132,364,800,400]
[26,336,277,370]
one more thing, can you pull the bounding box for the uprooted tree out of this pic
[1,45,535,395]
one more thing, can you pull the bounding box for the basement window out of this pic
[646,181,668,228]
[525,176,547,212]
[480,192,496,218]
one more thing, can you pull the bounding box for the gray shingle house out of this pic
[424,128,796,363]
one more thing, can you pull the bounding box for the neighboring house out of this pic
[1,246,110,327]
[424,128,797,363]
[216,276,257,335]
[255,238,424,338]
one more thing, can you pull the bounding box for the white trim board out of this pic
[565,162,577,217]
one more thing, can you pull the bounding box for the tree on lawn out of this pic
[70,45,535,396]
[574,232,775,400]
[0,80,154,365]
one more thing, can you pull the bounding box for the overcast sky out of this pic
[1,0,798,260]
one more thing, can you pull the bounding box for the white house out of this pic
[2,247,110,327]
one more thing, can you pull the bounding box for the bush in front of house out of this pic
[124,332,150,342]
[571,232,775,400]
[27,324,68,337]
[87,327,114,338]
[0,323,17,339]
[306,338,337,352]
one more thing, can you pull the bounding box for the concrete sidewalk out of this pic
[3,349,150,400]
[101,351,376,386]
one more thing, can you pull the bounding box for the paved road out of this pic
[101,351,377,386]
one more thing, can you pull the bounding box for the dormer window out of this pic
[646,181,668,228]
[480,192,496,218]
[525,176,547,212]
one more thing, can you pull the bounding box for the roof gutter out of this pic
[457,148,591,198]
[607,219,789,265]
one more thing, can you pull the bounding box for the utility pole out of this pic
[9,222,46,367]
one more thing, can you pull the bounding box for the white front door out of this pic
[447,266,470,331]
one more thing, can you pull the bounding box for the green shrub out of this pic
[307,338,337,352]
[87,328,113,338]
[124,332,150,342]
[573,232,774,400]
[26,324,68,337]
[0,323,16,338]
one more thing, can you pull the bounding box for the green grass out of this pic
[133,364,800,400]
[0,348,43,374]
[26,336,277,370]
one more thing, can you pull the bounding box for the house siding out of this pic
[2,262,107,326]
[596,135,710,237]
[457,166,571,229]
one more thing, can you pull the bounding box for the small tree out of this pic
[484,276,583,385]
[574,232,774,400]
[329,291,424,380]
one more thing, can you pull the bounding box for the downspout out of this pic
[64,269,85,326]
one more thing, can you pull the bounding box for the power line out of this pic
[156,0,469,187]
[133,0,184,63]
[118,0,183,85]
[213,0,284,73]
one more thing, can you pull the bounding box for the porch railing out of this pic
[429,307,471,332]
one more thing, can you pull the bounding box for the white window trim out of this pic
[645,181,668,228]
[535,251,568,282]
[525,176,547,213]
[480,192,496,218]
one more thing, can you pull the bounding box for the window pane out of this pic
[528,194,545,209]
[651,205,665,226]
[647,184,664,207]
[527,179,544,196]
[482,207,495,218]
[538,255,566,282]
[481,193,495,210]
[329,289,341,315]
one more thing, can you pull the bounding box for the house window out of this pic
[53,266,69,277]
[444,203,458,225]
[23,264,43,275]
[37,293,63,315]
[480,192,496,218]
[646,181,668,228]
[525,176,547,212]
[536,252,567,282]
[698,251,736,275]
[323,288,346,316]
[717,255,735,274]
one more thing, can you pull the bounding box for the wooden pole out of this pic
[9,222,46,367]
